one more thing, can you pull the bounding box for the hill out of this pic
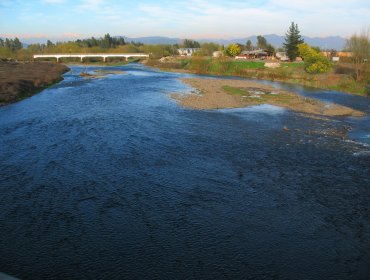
[124,35,346,50]
[16,34,347,50]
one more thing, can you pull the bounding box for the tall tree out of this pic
[4,38,11,49]
[183,39,200,48]
[256,35,267,49]
[283,22,304,61]
[345,30,370,81]
[246,39,253,50]
[101,33,113,48]
[47,40,54,48]
[266,44,275,56]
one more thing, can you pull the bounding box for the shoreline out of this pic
[173,77,365,117]
[0,61,69,106]
[144,59,369,97]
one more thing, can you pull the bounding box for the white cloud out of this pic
[42,0,66,3]
[3,0,370,39]
[76,0,123,21]
[131,0,370,38]
[78,0,105,10]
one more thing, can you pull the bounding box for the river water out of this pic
[1,64,369,280]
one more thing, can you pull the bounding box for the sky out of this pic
[1,0,369,42]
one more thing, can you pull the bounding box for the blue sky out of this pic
[1,0,369,41]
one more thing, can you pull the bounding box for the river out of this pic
[0,64,369,280]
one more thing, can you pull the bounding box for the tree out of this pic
[345,30,370,81]
[101,33,113,48]
[13,37,23,51]
[183,39,200,48]
[329,49,337,59]
[226,43,241,57]
[47,40,54,48]
[283,22,304,61]
[257,35,267,49]
[266,44,275,56]
[246,39,253,51]
[298,43,331,74]
[200,42,221,56]
[4,38,11,49]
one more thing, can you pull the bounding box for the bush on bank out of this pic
[298,43,332,74]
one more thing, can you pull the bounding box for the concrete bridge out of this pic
[33,53,149,62]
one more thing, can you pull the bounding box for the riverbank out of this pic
[173,77,365,117]
[0,60,69,106]
[145,57,369,96]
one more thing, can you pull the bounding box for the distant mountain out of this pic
[302,36,346,51]
[17,34,347,50]
[197,35,346,50]
[123,36,182,45]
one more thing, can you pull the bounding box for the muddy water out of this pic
[0,64,369,279]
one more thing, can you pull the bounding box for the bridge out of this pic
[33,53,149,62]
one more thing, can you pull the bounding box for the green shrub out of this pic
[304,55,332,74]
[298,43,332,74]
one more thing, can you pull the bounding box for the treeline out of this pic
[0,33,278,61]
[0,37,23,52]
[0,34,222,60]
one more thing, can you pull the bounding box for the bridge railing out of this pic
[33,53,149,62]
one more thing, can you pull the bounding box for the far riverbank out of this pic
[144,57,370,96]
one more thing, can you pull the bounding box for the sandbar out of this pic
[172,78,365,117]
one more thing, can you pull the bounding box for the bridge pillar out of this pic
[80,56,84,62]
[56,56,60,63]
[103,56,107,62]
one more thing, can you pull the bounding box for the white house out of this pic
[178,48,200,56]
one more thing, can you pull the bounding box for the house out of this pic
[235,54,249,60]
[321,51,352,58]
[321,51,353,62]
[239,49,268,60]
[178,48,200,56]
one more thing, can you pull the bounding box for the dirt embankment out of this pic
[0,60,69,106]
[173,78,365,117]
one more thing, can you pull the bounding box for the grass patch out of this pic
[222,85,295,105]
[281,62,304,69]
[229,60,265,69]
[222,85,247,95]
[328,79,367,95]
